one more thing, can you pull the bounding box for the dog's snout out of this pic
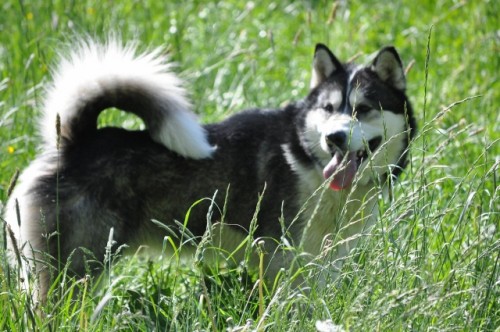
[325,132,347,151]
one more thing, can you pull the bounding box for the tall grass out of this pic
[1,0,498,330]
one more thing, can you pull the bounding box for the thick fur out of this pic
[5,40,416,304]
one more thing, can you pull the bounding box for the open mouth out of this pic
[323,136,382,191]
[355,136,382,165]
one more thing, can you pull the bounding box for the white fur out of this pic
[42,39,214,159]
[155,109,216,159]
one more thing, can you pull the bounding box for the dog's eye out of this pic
[323,103,334,113]
[353,104,371,114]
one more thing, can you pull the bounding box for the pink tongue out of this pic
[322,152,357,191]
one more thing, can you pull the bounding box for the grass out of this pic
[0,0,498,330]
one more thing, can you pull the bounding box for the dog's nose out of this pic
[325,132,347,151]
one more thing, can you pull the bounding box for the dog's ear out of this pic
[311,44,342,89]
[372,47,406,90]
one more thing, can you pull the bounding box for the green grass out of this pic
[0,0,498,330]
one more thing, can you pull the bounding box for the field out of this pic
[0,0,498,330]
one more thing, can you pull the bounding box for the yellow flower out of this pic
[26,12,34,20]
[7,146,14,154]
[87,7,95,15]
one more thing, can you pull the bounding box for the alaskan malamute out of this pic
[5,40,416,304]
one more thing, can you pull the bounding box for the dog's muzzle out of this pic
[323,132,382,190]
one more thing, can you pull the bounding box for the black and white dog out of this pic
[5,40,416,303]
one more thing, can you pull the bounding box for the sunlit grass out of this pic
[0,0,498,330]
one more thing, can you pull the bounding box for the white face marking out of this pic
[312,88,344,114]
[355,111,407,185]
[323,90,343,109]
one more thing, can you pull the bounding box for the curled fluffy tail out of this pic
[41,39,214,159]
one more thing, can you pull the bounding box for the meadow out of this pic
[0,0,498,330]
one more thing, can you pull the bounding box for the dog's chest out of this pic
[295,177,378,257]
[298,188,346,255]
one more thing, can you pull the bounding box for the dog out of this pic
[4,40,416,304]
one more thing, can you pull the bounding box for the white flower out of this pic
[315,320,346,332]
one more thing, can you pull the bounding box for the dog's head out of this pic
[300,44,415,191]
